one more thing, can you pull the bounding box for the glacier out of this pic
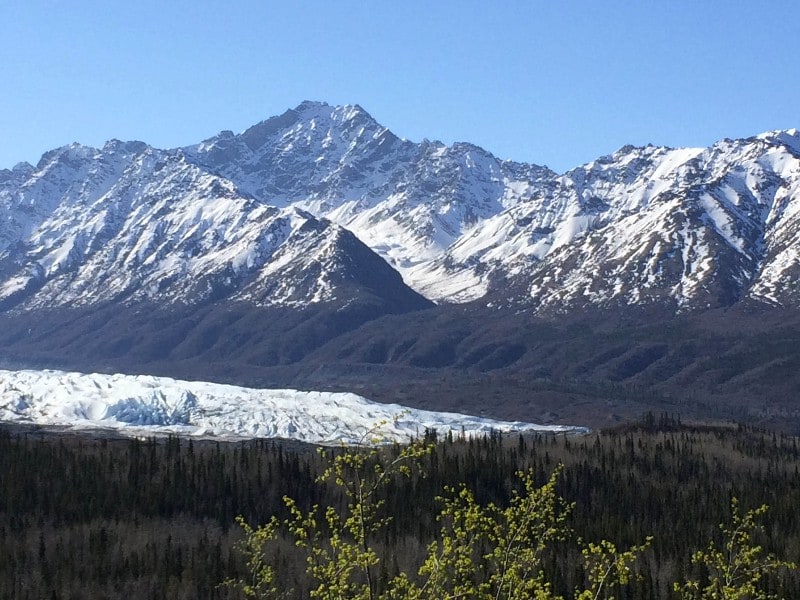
[0,369,587,443]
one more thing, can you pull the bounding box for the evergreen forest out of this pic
[1,415,799,599]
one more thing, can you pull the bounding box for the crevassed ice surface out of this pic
[0,369,587,443]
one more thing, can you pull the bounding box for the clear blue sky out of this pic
[1,1,798,173]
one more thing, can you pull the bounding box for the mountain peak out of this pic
[35,143,97,169]
[201,102,384,157]
[754,128,800,152]
[289,101,378,128]
[293,99,330,112]
[101,139,149,155]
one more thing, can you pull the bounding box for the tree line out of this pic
[0,414,798,599]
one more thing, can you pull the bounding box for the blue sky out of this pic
[1,1,797,173]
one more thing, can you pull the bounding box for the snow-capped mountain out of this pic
[1,100,798,318]
[0,369,586,442]
[0,137,429,313]
[405,129,800,311]
[184,101,554,301]
[184,101,800,311]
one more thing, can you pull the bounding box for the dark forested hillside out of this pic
[1,418,799,599]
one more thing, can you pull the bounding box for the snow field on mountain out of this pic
[0,369,587,443]
[2,101,800,313]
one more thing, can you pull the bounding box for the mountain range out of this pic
[1,101,799,432]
